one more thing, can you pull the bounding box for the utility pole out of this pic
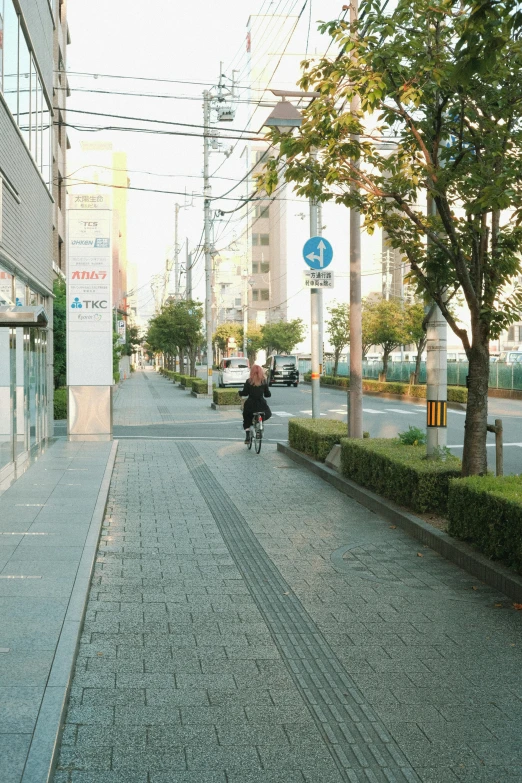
[310,188,321,418]
[186,239,192,299]
[317,199,324,374]
[203,90,213,394]
[348,0,363,438]
[426,194,448,455]
[174,203,180,298]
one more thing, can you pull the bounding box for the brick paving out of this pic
[54,370,522,783]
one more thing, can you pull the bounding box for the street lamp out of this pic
[261,90,323,418]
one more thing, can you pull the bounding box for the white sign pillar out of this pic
[67,194,113,440]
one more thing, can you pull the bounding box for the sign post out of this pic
[303,235,333,418]
[67,194,113,440]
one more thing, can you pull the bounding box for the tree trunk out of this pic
[382,349,390,378]
[462,339,489,476]
[333,350,340,377]
[414,349,422,385]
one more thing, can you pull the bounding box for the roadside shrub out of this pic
[179,374,195,388]
[114,371,120,384]
[448,475,522,573]
[192,378,213,394]
[304,372,312,382]
[340,438,461,513]
[54,387,67,420]
[448,386,468,403]
[213,388,241,405]
[289,418,348,462]
[398,426,427,446]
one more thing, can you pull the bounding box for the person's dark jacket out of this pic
[239,380,272,428]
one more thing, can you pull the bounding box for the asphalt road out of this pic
[54,377,522,474]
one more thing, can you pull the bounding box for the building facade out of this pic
[0,0,60,489]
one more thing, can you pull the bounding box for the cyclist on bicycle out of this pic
[239,364,272,444]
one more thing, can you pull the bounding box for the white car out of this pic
[218,357,250,387]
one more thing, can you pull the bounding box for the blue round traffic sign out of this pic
[303,236,333,269]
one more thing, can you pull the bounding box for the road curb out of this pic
[21,439,119,783]
[277,442,522,603]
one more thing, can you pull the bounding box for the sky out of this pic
[65,0,346,319]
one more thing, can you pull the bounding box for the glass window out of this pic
[260,262,270,273]
[15,279,25,306]
[252,263,258,274]
[0,267,14,305]
[260,234,269,246]
[252,290,259,302]
[2,0,18,119]
[234,298,241,307]
[41,97,51,187]
[260,289,269,301]
[229,358,248,368]
[252,234,258,246]
[30,56,37,154]
[18,28,30,148]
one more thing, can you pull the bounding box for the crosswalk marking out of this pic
[385,408,419,415]
[273,411,294,417]
[363,408,386,414]
[300,411,327,416]
[448,410,466,415]
[328,409,347,414]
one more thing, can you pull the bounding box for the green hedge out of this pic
[289,418,348,462]
[305,374,468,403]
[114,371,120,384]
[213,388,241,405]
[192,378,215,394]
[448,475,522,573]
[162,369,176,381]
[179,374,196,388]
[54,387,67,420]
[340,438,461,513]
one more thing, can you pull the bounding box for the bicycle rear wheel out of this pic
[247,427,253,450]
[255,424,262,453]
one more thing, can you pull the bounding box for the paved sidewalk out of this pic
[0,439,115,783]
[54,371,522,783]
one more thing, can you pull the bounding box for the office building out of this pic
[0,0,62,489]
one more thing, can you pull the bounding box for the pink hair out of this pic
[249,364,265,386]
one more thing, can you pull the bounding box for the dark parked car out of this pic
[265,355,299,387]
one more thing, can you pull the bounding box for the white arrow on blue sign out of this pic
[303,236,333,269]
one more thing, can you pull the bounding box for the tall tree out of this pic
[243,322,264,365]
[52,278,66,389]
[326,302,350,376]
[404,302,429,384]
[363,299,408,376]
[262,319,306,355]
[258,0,522,475]
[213,323,242,358]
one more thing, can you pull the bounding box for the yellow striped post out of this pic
[427,400,447,428]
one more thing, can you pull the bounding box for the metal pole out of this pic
[317,199,324,376]
[426,194,448,456]
[174,203,180,298]
[186,240,192,299]
[310,190,321,418]
[203,90,213,394]
[243,273,248,359]
[495,418,503,476]
[348,0,363,439]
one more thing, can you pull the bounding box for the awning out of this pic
[0,306,49,327]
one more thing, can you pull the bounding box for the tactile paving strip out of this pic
[178,442,421,783]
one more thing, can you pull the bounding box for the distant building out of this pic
[0,0,62,488]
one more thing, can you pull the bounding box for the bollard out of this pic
[486,418,503,476]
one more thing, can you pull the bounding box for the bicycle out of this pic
[246,411,264,454]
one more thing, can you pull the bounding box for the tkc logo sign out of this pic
[70,298,108,310]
